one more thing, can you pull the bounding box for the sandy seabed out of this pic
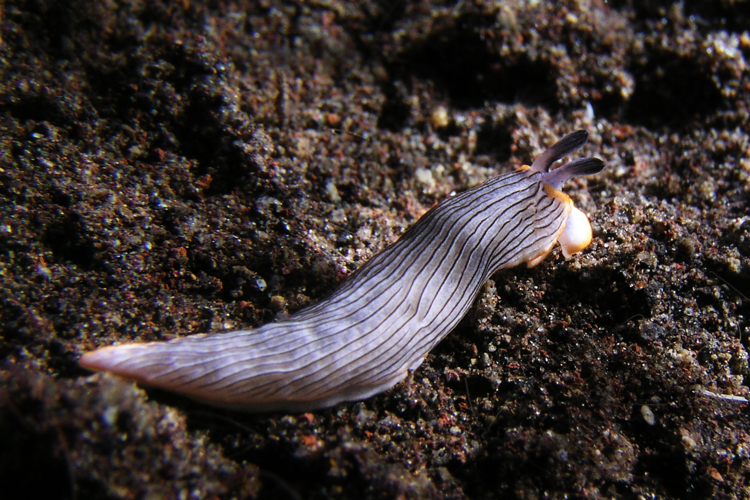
[2,1,750,498]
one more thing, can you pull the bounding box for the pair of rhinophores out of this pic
[81,130,605,412]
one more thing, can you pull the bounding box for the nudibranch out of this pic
[80,130,604,412]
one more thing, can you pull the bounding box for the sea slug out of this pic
[80,130,604,412]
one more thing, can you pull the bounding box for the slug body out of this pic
[81,131,604,412]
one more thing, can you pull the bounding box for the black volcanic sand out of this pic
[2,1,750,498]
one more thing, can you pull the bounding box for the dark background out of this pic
[2,1,750,498]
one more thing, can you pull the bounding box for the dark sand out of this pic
[2,1,750,498]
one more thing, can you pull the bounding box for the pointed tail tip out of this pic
[80,344,169,389]
[79,346,118,372]
[80,344,143,374]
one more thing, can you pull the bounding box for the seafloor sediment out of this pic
[2,1,750,498]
